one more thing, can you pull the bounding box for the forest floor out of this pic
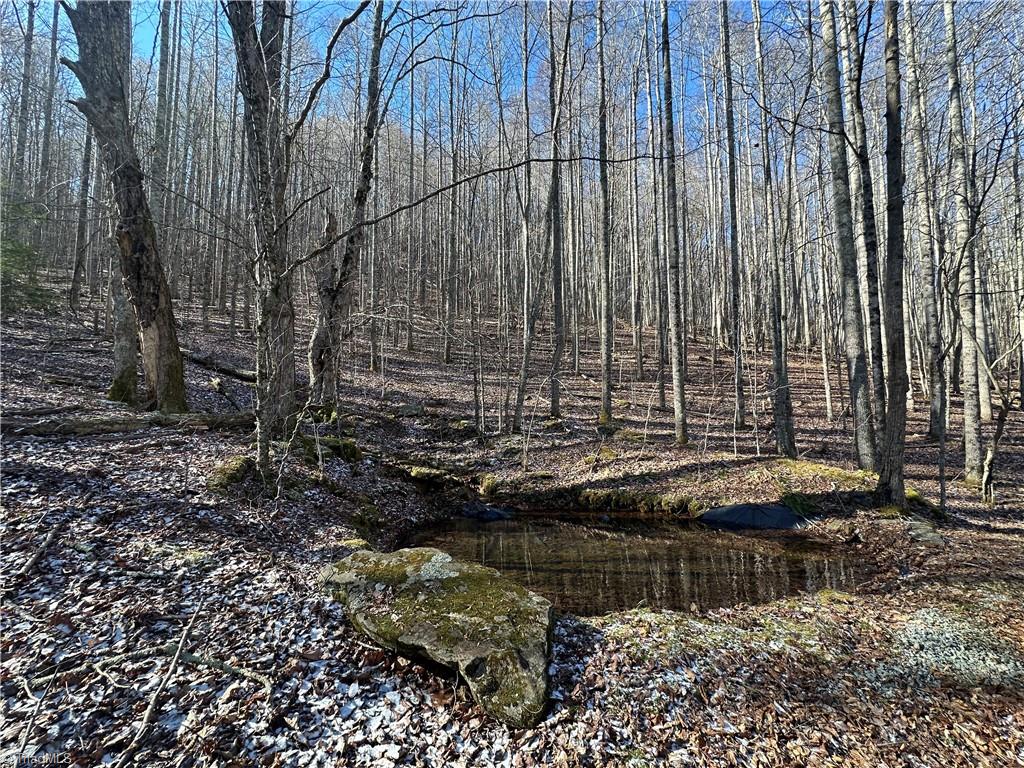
[2,310,1023,767]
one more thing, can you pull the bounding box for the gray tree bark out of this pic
[661,0,687,445]
[63,0,187,414]
[720,0,746,430]
[819,0,876,470]
[225,0,297,466]
[904,10,945,440]
[943,0,983,485]
[752,0,795,457]
[877,0,908,505]
[597,0,613,426]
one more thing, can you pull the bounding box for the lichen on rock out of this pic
[321,547,553,727]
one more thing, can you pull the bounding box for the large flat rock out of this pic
[321,547,552,727]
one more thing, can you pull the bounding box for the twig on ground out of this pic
[30,641,274,694]
[111,606,202,768]
[18,521,66,579]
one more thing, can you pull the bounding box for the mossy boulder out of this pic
[578,487,697,517]
[322,547,552,727]
[301,435,362,464]
[206,455,256,491]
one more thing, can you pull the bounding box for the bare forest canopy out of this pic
[2,0,1022,506]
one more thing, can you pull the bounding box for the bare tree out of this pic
[943,0,982,485]
[597,0,614,426]
[819,0,876,469]
[661,0,687,445]
[63,0,186,413]
[720,0,745,430]
[876,0,908,505]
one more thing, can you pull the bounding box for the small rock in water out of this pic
[461,501,512,521]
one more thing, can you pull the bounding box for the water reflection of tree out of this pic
[421,520,860,615]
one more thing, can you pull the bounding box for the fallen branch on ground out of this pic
[2,405,84,417]
[30,642,274,693]
[2,411,254,437]
[182,349,257,383]
[17,521,66,578]
[110,609,199,768]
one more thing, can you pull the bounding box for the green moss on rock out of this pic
[578,487,696,517]
[322,548,552,727]
[207,455,256,491]
[479,473,501,498]
[301,435,363,464]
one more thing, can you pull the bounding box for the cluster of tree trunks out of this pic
[3,0,1019,502]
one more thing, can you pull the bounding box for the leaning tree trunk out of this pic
[876,0,908,506]
[819,0,876,470]
[62,0,186,413]
[307,0,385,405]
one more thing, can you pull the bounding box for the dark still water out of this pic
[408,516,864,616]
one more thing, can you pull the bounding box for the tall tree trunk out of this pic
[839,0,887,454]
[307,0,384,404]
[226,0,297,467]
[11,0,35,212]
[720,0,746,429]
[819,0,876,470]
[943,0,982,485]
[35,0,59,205]
[547,0,573,418]
[597,0,613,425]
[63,0,187,414]
[660,0,688,444]
[70,126,93,312]
[752,0,795,457]
[877,0,908,505]
[151,0,172,230]
[904,10,944,440]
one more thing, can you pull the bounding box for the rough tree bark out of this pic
[720,0,746,430]
[876,0,908,505]
[307,0,384,405]
[225,0,298,468]
[661,0,688,445]
[943,0,982,485]
[62,0,187,413]
[819,0,876,470]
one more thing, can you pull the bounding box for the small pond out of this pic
[408,515,864,616]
